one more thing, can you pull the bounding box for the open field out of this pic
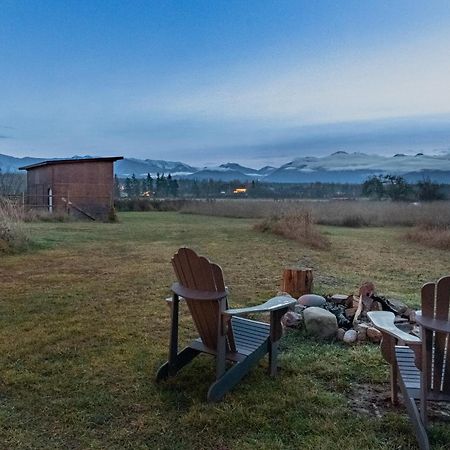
[181,199,450,227]
[1,212,450,449]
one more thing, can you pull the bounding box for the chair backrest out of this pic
[171,247,229,350]
[421,275,450,396]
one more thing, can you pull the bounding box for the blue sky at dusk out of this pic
[1,0,450,166]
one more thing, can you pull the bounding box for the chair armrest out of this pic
[416,312,450,333]
[223,295,296,317]
[171,282,227,301]
[367,311,420,344]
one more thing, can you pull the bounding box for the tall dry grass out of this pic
[254,211,330,249]
[405,225,450,250]
[0,198,29,253]
[181,199,450,227]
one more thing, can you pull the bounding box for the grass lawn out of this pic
[1,212,449,449]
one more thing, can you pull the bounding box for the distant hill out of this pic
[2,151,450,183]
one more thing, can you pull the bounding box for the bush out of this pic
[254,212,330,249]
[115,198,186,212]
[340,214,368,228]
[405,225,450,250]
[0,199,29,253]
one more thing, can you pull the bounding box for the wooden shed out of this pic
[19,156,123,220]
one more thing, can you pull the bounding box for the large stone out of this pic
[303,306,338,339]
[298,294,326,307]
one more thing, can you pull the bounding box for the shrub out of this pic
[405,225,450,250]
[254,212,330,249]
[115,198,186,212]
[0,199,29,253]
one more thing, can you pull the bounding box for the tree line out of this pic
[362,175,445,201]
[115,172,448,201]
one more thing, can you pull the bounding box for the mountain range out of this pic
[1,151,450,183]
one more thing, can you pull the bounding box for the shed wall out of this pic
[26,161,114,219]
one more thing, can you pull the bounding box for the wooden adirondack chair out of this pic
[156,247,296,402]
[368,275,450,450]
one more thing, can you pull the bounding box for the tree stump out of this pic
[281,268,313,299]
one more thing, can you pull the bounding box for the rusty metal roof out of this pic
[19,156,123,170]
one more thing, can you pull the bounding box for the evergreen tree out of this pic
[192,180,200,198]
[131,173,140,197]
[146,173,153,193]
[155,173,161,197]
[168,174,179,197]
[158,174,168,197]
[124,177,132,197]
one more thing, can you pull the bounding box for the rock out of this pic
[367,327,382,343]
[404,308,416,323]
[329,294,349,304]
[336,328,346,341]
[387,298,408,316]
[281,311,302,328]
[303,306,338,339]
[345,295,356,308]
[370,301,383,311]
[355,323,369,341]
[298,294,326,307]
[343,329,357,344]
[345,307,357,318]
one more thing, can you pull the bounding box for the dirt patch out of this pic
[348,382,450,422]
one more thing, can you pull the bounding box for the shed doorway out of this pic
[48,188,53,213]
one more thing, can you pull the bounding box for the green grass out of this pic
[1,212,449,449]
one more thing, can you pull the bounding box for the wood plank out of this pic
[225,296,296,316]
[207,341,269,402]
[171,283,227,301]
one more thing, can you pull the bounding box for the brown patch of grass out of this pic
[254,212,330,249]
[405,225,450,250]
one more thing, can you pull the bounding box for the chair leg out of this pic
[268,340,279,377]
[207,342,268,402]
[398,374,430,450]
[156,347,201,382]
[390,363,399,405]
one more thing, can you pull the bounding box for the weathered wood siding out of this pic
[26,160,115,219]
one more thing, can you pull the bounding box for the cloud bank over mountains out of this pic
[3,150,450,184]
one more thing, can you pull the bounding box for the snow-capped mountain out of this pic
[2,151,450,183]
[265,151,450,183]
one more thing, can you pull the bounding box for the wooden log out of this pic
[281,268,313,299]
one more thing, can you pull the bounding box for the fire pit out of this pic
[282,280,418,343]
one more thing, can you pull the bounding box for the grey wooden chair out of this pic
[368,275,450,450]
[156,247,296,402]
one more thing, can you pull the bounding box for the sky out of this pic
[1,0,450,167]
